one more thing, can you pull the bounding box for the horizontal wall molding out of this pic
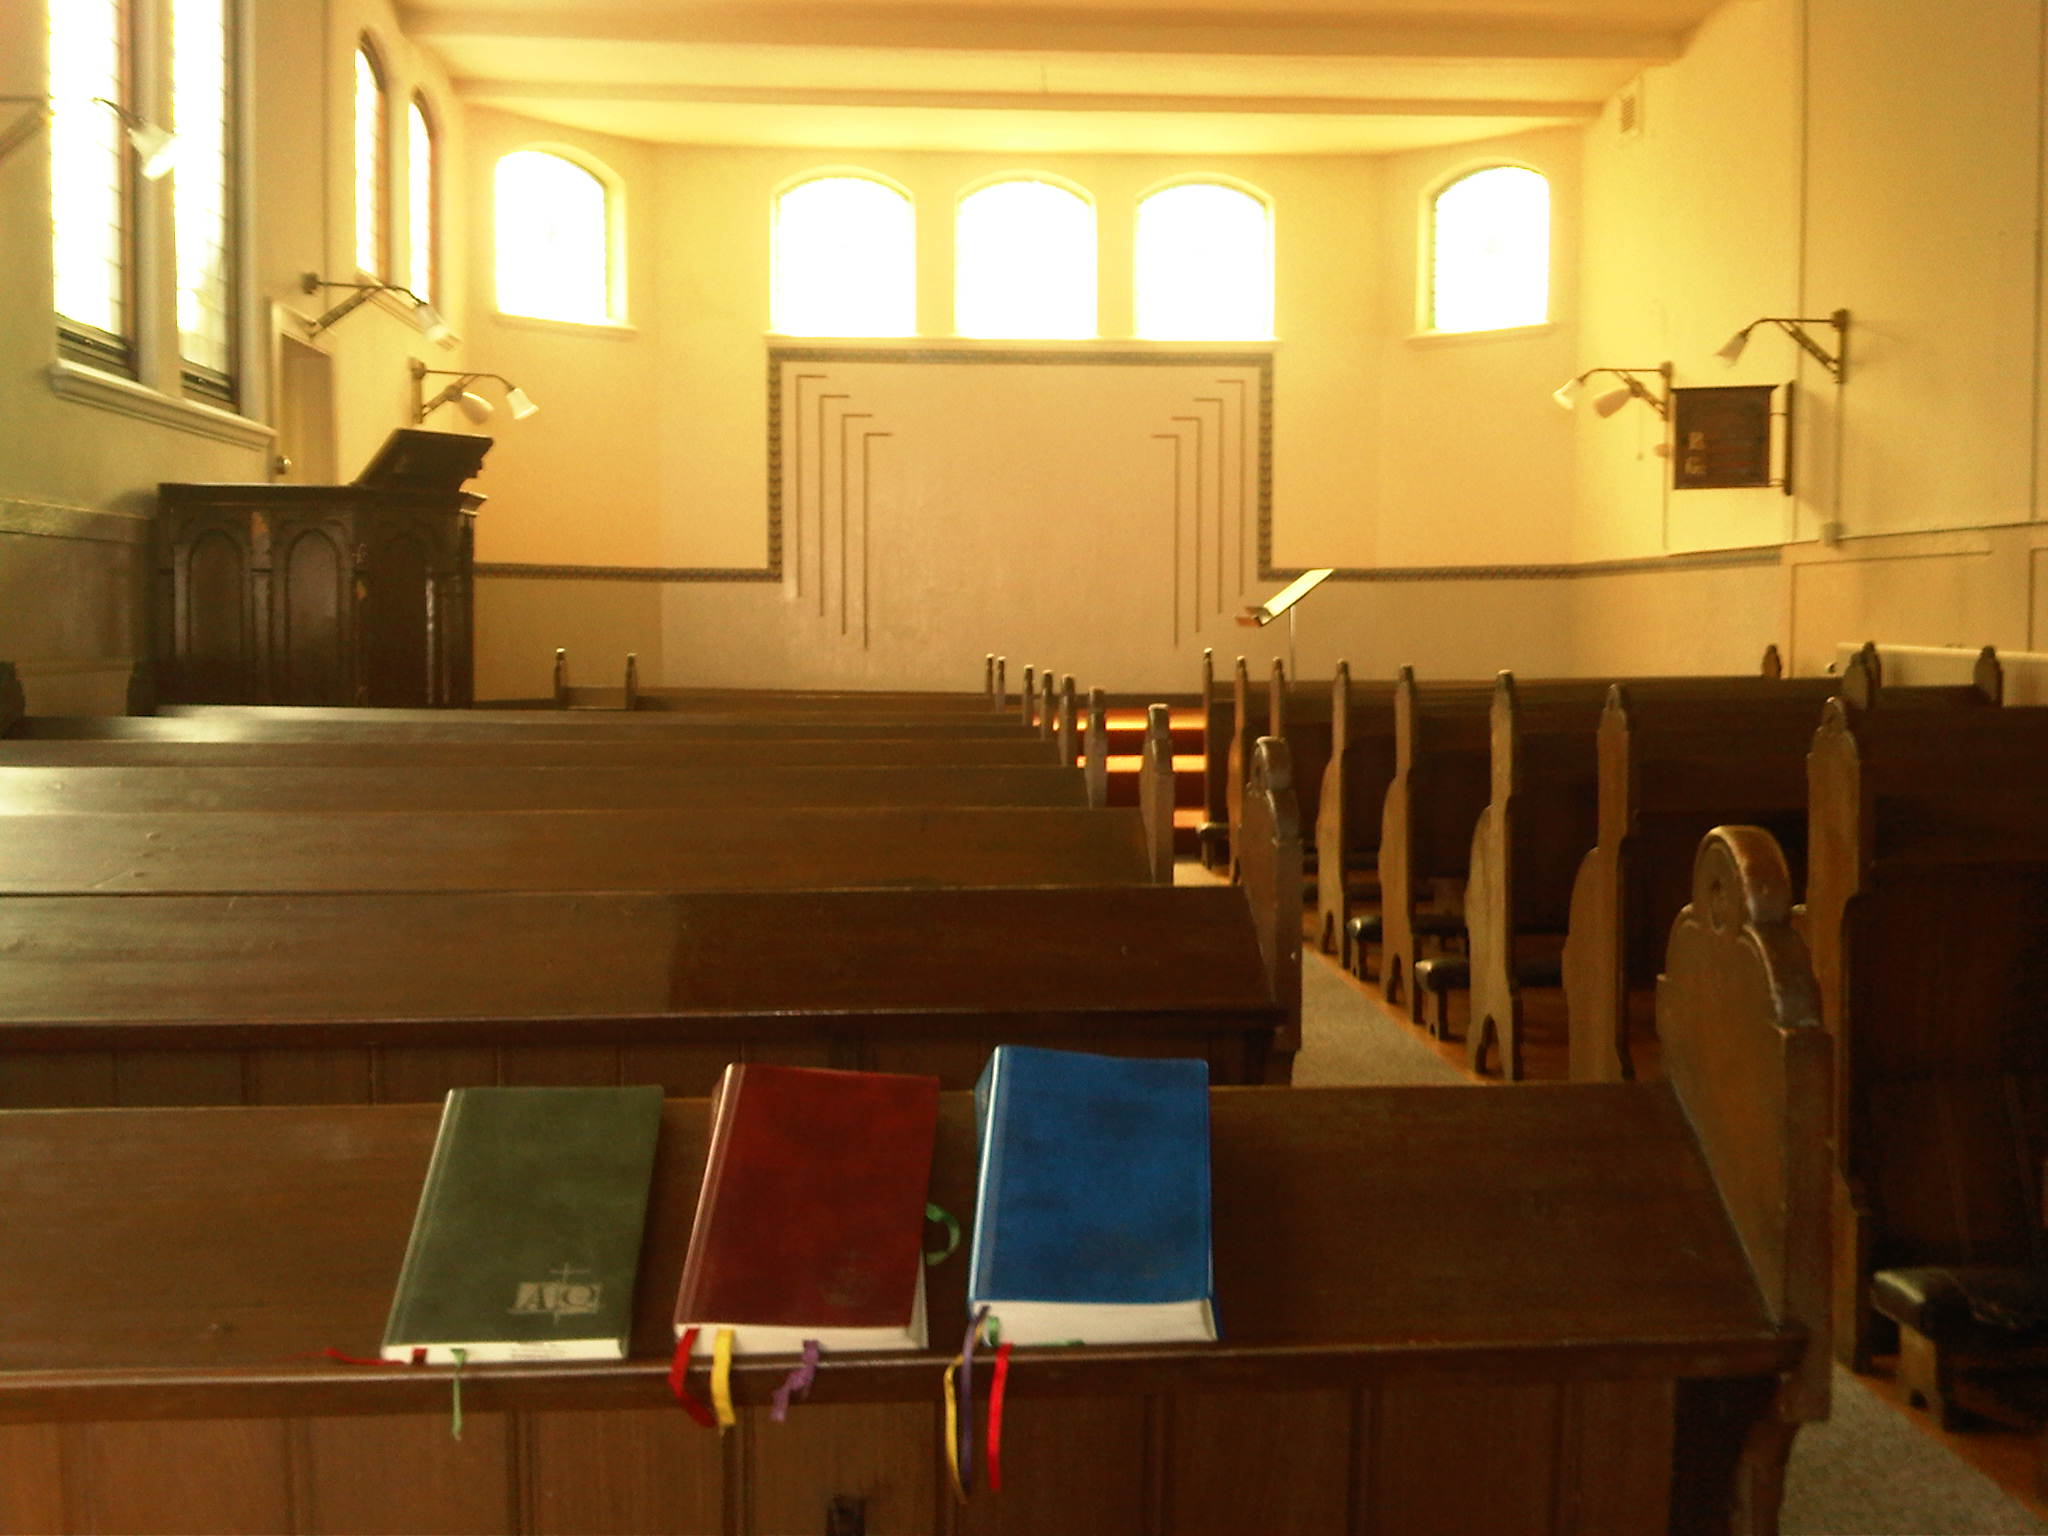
[0,496,153,545]
[475,562,779,582]
[1279,547,1784,582]
[478,546,1784,587]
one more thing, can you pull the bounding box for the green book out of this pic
[382,1085,664,1364]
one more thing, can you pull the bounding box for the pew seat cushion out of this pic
[1873,1266,2048,1342]
[1345,911,1464,948]
[1413,957,1469,995]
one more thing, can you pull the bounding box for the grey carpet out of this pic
[1282,933,2047,1535]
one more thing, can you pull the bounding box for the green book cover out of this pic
[383,1085,664,1364]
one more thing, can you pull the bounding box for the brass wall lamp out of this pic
[301,272,451,344]
[0,94,179,176]
[1551,362,1673,419]
[1716,309,1850,382]
[410,359,537,426]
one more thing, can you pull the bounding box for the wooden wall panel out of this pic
[1558,1380,1673,1532]
[525,1407,724,1536]
[1365,1381,1561,1536]
[617,1044,734,1099]
[498,1046,624,1088]
[113,1051,247,1107]
[0,1424,66,1535]
[746,1402,939,1535]
[247,1049,375,1105]
[375,1048,501,1103]
[1163,1389,1353,1535]
[0,1053,117,1108]
[296,1413,512,1535]
[74,1419,295,1535]
[956,1395,1151,1536]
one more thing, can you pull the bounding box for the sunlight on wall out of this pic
[1134,182,1273,340]
[773,176,915,337]
[1430,166,1549,332]
[495,150,612,324]
[955,179,1095,339]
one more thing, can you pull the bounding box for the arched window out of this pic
[773,176,915,337]
[955,179,1095,339]
[1134,182,1272,341]
[407,95,438,304]
[1429,165,1549,333]
[353,37,389,279]
[495,150,617,325]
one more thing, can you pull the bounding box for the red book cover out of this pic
[674,1064,940,1352]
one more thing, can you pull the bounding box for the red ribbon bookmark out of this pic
[667,1329,718,1428]
[986,1342,1013,1491]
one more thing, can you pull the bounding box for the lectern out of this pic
[153,430,486,707]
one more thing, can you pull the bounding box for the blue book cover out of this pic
[969,1045,1216,1345]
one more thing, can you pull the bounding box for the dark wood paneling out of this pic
[525,1408,724,1536]
[1164,1389,1353,1536]
[74,1420,295,1535]
[746,1402,939,1535]
[1364,1382,1563,1536]
[296,1412,512,1535]
[282,530,347,706]
[957,1395,1151,1536]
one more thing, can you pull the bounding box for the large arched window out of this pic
[495,150,617,325]
[407,95,438,305]
[1429,165,1549,333]
[955,179,1095,339]
[1135,182,1272,340]
[773,175,915,337]
[173,0,237,399]
[49,0,131,366]
[353,37,389,279]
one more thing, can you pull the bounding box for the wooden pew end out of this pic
[1411,955,1468,1039]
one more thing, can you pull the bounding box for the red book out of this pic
[674,1063,940,1353]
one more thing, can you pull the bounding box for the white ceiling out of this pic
[401,0,1726,156]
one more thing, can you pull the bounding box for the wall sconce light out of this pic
[0,95,180,178]
[301,272,452,344]
[1716,309,1850,382]
[410,359,538,425]
[1551,363,1673,419]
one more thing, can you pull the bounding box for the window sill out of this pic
[1405,322,1557,348]
[493,311,639,341]
[46,361,274,450]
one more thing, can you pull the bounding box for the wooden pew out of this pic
[1222,658,1333,886]
[1556,643,2003,1086]
[1379,648,1841,1037]
[1195,648,1239,872]
[1803,695,2048,1368]
[1467,671,1850,1079]
[104,707,1034,740]
[0,761,1093,814]
[0,717,1293,1100]
[0,834,1829,1533]
[0,802,1166,896]
[1559,683,1839,1084]
[1374,667,1497,1010]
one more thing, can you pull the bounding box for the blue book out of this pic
[969,1045,1217,1346]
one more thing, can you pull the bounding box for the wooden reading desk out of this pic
[0,1086,1799,1536]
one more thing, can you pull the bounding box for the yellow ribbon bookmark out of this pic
[711,1327,737,1430]
[449,1347,467,1442]
[942,1355,966,1502]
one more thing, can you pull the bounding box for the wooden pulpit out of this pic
[153,429,486,708]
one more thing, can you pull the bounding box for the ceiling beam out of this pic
[453,77,1604,119]
[402,4,1691,63]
